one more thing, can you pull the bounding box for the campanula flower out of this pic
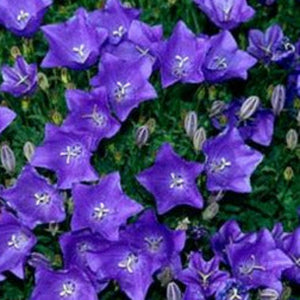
[203,127,263,193]
[1,165,65,229]
[0,0,52,37]
[0,107,16,134]
[215,279,250,300]
[31,124,98,189]
[203,31,257,83]
[91,54,157,122]
[41,8,108,70]
[1,56,38,98]
[136,143,204,214]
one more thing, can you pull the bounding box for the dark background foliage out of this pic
[0,0,299,299]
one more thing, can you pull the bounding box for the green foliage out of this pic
[0,0,299,299]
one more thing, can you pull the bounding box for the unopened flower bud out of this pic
[240,96,260,120]
[23,141,35,162]
[259,288,279,300]
[135,125,150,148]
[202,202,219,221]
[145,118,156,133]
[286,129,298,150]
[167,282,182,300]
[157,267,174,287]
[61,68,69,84]
[176,217,191,230]
[184,111,198,138]
[284,166,294,181]
[10,46,21,59]
[51,111,63,125]
[271,85,285,116]
[193,127,207,152]
[38,72,49,91]
[296,111,300,126]
[1,144,16,174]
[209,100,225,117]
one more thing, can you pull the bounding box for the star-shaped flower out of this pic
[71,172,143,241]
[31,124,98,189]
[193,0,255,30]
[30,266,98,300]
[88,0,140,45]
[156,21,208,88]
[90,53,157,122]
[0,208,36,280]
[41,8,108,70]
[203,127,263,193]
[0,0,52,37]
[136,143,204,214]
[0,107,16,135]
[1,165,65,229]
[203,31,257,83]
[62,88,121,150]
[1,56,38,98]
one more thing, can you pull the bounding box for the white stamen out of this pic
[135,45,150,56]
[210,157,231,173]
[7,234,21,249]
[212,56,228,70]
[170,173,185,189]
[34,192,50,206]
[60,145,82,164]
[175,55,189,68]
[82,105,106,127]
[198,270,214,287]
[73,44,85,59]
[222,2,233,21]
[239,255,265,276]
[59,282,76,297]
[229,288,242,300]
[118,253,138,273]
[144,236,163,252]
[291,255,300,267]
[17,10,30,22]
[112,25,125,38]
[92,203,110,221]
[114,82,131,102]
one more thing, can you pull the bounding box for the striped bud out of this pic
[209,100,225,117]
[284,166,294,181]
[135,125,150,148]
[296,111,300,125]
[271,85,286,116]
[23,141,35,162]
[240,96,260,120]
[167,282,182,300]
[259,288,279,300]
[202,202,219,221]
[1,144,16,174]
[184,111,198,138]
[193,127,207,152]
[286,129,298,150]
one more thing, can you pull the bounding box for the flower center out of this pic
[144,236,163,252]
[210,157,231,173]
[170,173,185,189]
[198,270,214,287]
[60,145,82,164]
[34,192,51,206]
[291,255,300,267]
[135,45,150,56]
[238,255,265,276]
[112,25,125,38]
[77,242,88,253]
[222,1,233,21]
[82,105,106,127]
[228,288,242,300]
[118,253,138,273]
[210,56,228,70]
[17,10,30,22]
[7,233,27,250]
[92,203,110,221]
[172,55,189,78]
[59,281,76,297]
[73,44,85,60]
[114,82,131,102]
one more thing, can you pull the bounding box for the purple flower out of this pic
[282,227,300,284]
[179,252,229,297]
[1,56,38,98]
[0,208,36,279]
[136,143,204,214]
[182,285,205,300]
[91,54,157,122]
[59,229,110,291]
[1,165,65,229]
[212,100,275,146]
[193,0,255,30]
[156,21,208,88]
[227,229,293,291]
[86,241,153,300]
[62,88,121,150]
[120,210,186,274]
[41,8,107,70]
[71,172,143,241]
[30,266,98,300]
[215,279,249,300]
[0,107,16,134]
[247,25,295,65]
[203,127,263,193]
[0,0,52,37]
[88,0,140,45]
[31,124,98,190]
[203,31,257,83]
